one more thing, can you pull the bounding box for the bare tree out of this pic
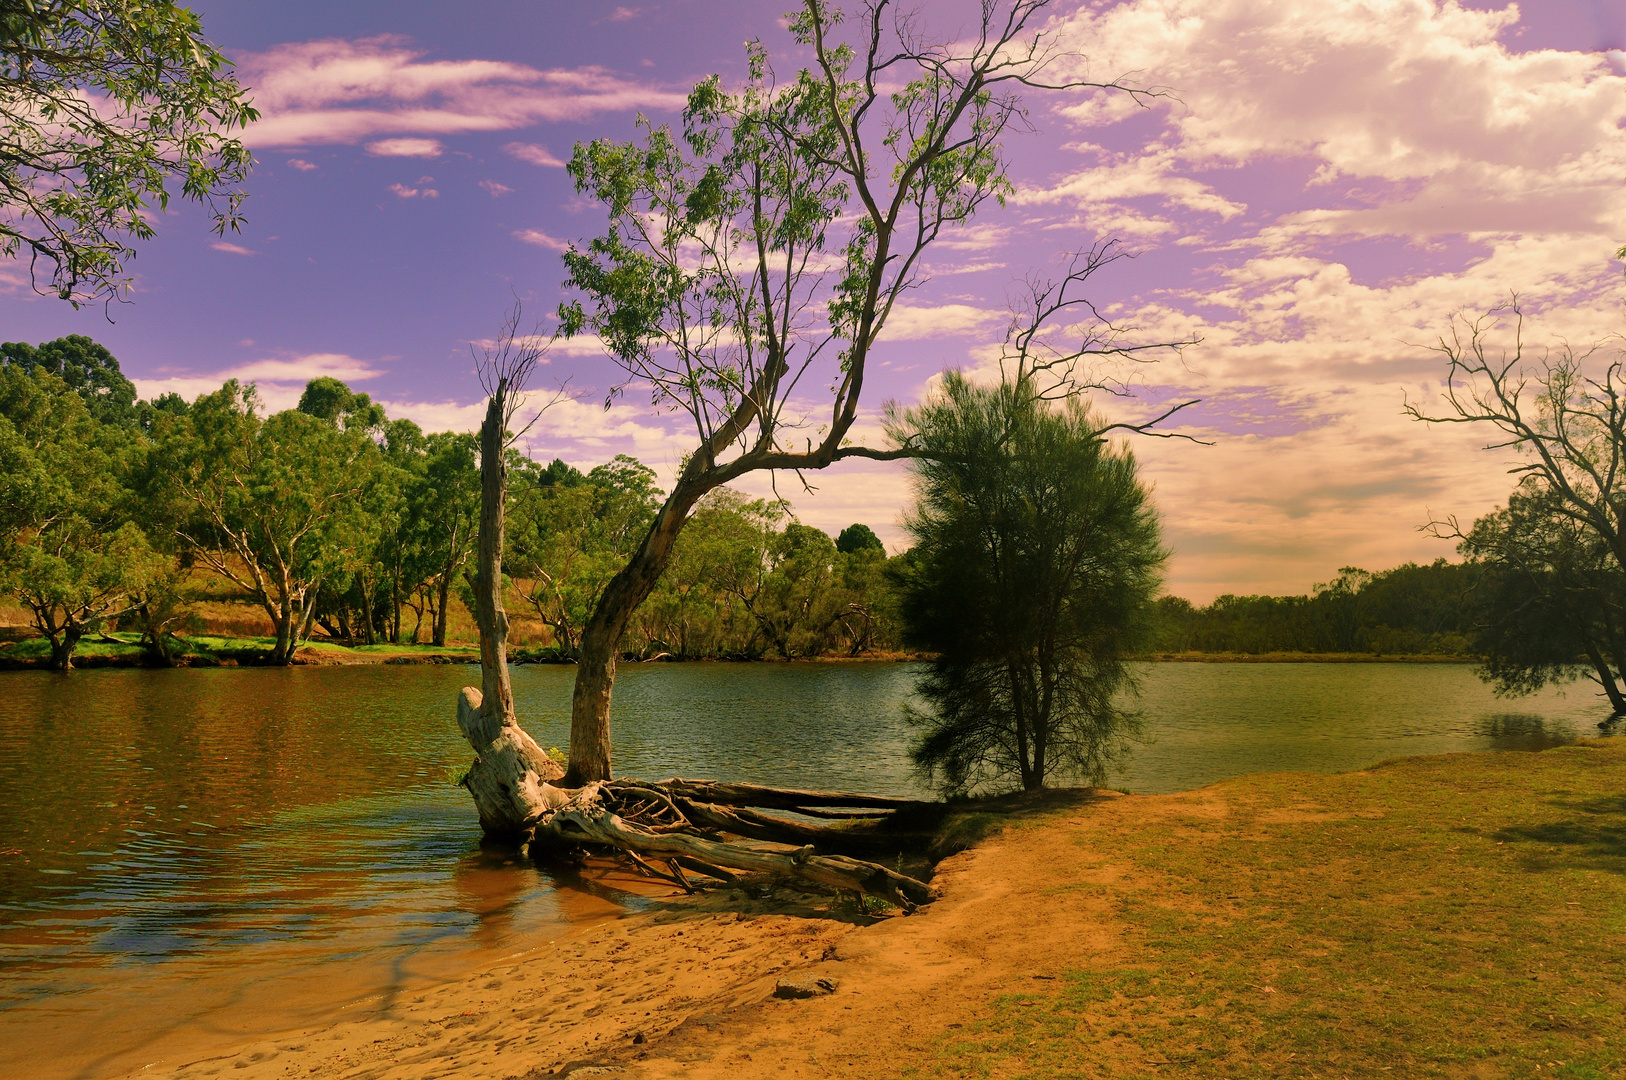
[554,0,1178,784]
[1406,298,1626,572]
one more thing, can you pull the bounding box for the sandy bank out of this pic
[114,738,1626,1079]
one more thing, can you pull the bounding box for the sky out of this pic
[2,0,1623,603]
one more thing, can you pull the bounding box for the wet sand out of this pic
[87,793,1106,1080]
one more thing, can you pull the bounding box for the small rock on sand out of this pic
[774,976,839,999]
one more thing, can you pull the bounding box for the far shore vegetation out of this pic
[0,334,1582,682]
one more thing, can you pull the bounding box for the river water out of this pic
[0,661,1615,1077]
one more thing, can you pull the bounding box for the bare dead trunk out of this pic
[474,394,515,725]
[456,687,566,836]
[456,389,574,835]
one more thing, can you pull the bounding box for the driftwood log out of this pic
[454,687,938,908]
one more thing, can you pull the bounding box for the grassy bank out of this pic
[0,632,478,669]
[918,741,1626,1079]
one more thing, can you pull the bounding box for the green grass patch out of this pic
[913,741,1626,1079]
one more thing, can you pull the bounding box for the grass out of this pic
[914,740,1626,1080]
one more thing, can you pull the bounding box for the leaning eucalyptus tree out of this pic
[554,0,1161,785]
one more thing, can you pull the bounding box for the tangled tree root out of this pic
[457,687,937,909]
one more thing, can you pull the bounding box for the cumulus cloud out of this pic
[926,0,1626,599]
[878,304,1004,340]
[479,179,513,196]
[1037,0,1626,243]
[286,157,318,171]
[236,37,687,148]
[211,241,255,255]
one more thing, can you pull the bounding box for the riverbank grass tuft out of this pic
[920,739,1626,1079]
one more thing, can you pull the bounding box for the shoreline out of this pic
[52,737,1626,1080]
[0,635,1477,672]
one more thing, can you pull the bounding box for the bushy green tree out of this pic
[507,454,661,656]
[0,335,140,424]
[2,0,256,303]
[891,373,1165,793]
[154,380,375,664]
[0,363,160,668]
[836,523,884,555]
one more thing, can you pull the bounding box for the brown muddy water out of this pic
[0,661,1615,1078]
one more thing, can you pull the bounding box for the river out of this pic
[0,660,1615,1078]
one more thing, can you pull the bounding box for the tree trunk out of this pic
[433,570,451,646]
[566,488,705,785]
[456,686,566,836]
[49,626,82,671]
[1582,640,1626,713]
[270,605,295,665]
[474,394,515,725]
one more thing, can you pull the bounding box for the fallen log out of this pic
[452,689,937,907]
[673,798,913,857]
[650,778,928,812]
[538,784,935,909]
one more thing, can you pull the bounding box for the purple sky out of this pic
[3,0,1623,602]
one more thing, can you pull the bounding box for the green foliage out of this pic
[297,376,387,433]
[0,335,139,424]
[1459,487,1626,704]
[152,379,377,663]
[1150,559,1479,656]
[507,453,663,655]
[1,0,257,303]
[0,362,165,667]
[625,489,902,660]
[891,372,1165,793]
[0,334,904,668]
[835,522,883,554]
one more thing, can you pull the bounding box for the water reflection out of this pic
[1473,713,1579,752]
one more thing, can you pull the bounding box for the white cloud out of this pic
[479,179,513,196]
[211,241,255,255]
[286,157,318,171]
[131,353,386,414]
[1039,0,1626,244]
[503,141,567,167]
[388,182,439,198]
[237,37,687,148]
[515,228,571,251]
[367,137,442,157]
[878,303,1004,340]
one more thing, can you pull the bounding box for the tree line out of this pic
[0,336,906,670]
[1150,560,1480,657]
